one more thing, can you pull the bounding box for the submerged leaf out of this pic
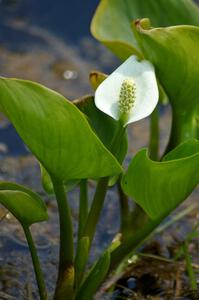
[121,139,199,219]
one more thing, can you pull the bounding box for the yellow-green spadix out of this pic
[95,56,159,126]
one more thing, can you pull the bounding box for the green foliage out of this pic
[0,78,122,181]
[76,251,110,300]
[135,21,199,147]
[91,0,199,60]
[121,139,199,219]
[74,95,128,163]
[0,182,48,226]
[75,236,90,287]
[40,164,79,194]
[92,0,199,147]
[1,2,199,297]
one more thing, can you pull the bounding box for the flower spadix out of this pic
[95,56,159,126]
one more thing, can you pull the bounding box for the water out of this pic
[0,0,99,47]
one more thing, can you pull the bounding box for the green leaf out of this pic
[40,164,54,194]
[121,139,199,219]
[0,182,48,226]
[91,0,199,60]
[76,251,110,300]
[0,78,122,180]
[135,21,199,147]
[40,164,79,194]
[74,95,128,164]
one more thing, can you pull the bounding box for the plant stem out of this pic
[149,106,159,160]
[166,108,198,153]
[75,122,126,289]
[110,216,163,270]
[155,203,198,234]
[51,177,74,300]
[82,177,109,244]
[183,240,197,291]
[23,225,48,300]
[83,123,126,245]
[78,179,88,240]
[117,181,130,236]
[130,204,149,235]
[75,180,89,289]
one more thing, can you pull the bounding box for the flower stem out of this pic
[82,123,125,245]
[51,176,74,300]
[117,181,131,236]
[166,108,198,153]
[75,180,89,289]
[78,179,88,240]
[82,176,109,244]
[23,225,48,300]
[149,106,159,160]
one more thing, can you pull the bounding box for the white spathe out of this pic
[95,56,159,125]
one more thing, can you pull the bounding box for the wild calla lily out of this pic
[95,55,159,126]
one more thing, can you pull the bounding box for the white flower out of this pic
[95,55,159,126]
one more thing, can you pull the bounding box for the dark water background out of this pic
[0,0,99,47]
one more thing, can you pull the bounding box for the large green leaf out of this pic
[0,78,122,180]
[121,139,199,219]
[0,182,48,226]
[135,21,199,147]
[91,0,199,60]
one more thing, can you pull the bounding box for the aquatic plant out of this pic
[0,0,199,299]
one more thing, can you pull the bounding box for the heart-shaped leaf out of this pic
[135,21,199,147]
[91,0,199,60]
[121,139,199,219]
[0,78,122,181]
[0,182,48,226]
